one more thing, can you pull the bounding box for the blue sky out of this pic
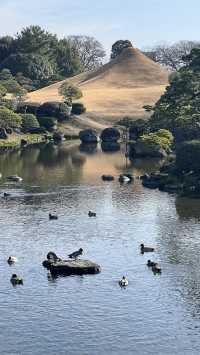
[0,0,199,53]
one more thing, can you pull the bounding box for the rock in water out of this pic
[79,129,98,143]
[49,259,101,276]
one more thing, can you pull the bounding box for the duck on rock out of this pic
[10,274,23,285]
[140,244,155,253]
[119,276,129,287]
[68,248,83,260]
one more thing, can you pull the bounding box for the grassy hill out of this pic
[28,47,170,131]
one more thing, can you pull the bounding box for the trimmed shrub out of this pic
[58,81,82,105]
[0,107,22,128]
[140,129,173,151]
[100,127,120,142]
[72,102,86,115]
[17,102,40,115]
[37,102,71,121]
[128,118,149,140]
[37,116,57,131]
[21,113,40,132]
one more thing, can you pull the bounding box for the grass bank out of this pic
[0,133,48,151]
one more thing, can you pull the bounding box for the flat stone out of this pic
[49,259,101,276]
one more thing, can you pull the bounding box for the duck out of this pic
[49,213,58,220]
[119,276,129,287]
[47,251,60,262]
[3,192,11,198]
[7,175,23,182]
[7,256,17,264]
[152,263,162,274]
[68,248,83,260]
[147,260,156,267]
[10,274,23,285]
[119,174,131,183]
[102,175,114,181]
[140,244,155,253]
[88,211,96,217]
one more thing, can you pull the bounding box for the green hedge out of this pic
[72,102,86,115]
[21,113,40,133]
[37,116,57,131]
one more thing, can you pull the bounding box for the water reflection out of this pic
[101,142,120,152]
[0,142,200,354]
[176,196,200,220]
[79,143,98,154]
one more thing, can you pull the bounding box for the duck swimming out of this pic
[119,174,132,183]
[102,175,114,181]
[147,260,156,267]
[7,175,23,182]
[152,263,162,274]
[49,213,58,220]
[10,274,23,285]
[68,248,83,260]
[119,276,128,287]
[7,256,17,264]
[88,211,96,217]
[3,192,11,198]
[140,244,155,253]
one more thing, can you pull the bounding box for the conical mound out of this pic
[28,47,170,127]
[76,47,169,88]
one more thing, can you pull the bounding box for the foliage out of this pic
[0,106,22,128]
[139,129,173,151]
[55,38,81,77]
[37,101,71,121]
[17,102,40,114]
[0,134,46,149]
[0,84,7,98]
[129,119,149,140]
[144,40,200,70]
[0,26,106,90]
[0,68,13,80]
[176,140,200,172]
[68,35,106,70]
[58,81,82,105]
[72,102,86,115]
[37,116,57,131]
[12,86,27,103]
[149,48,200,142]
[111,40,133,60]
[21,113,40,132]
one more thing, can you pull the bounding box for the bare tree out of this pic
[67,35,106,71]
[143,41,200,70]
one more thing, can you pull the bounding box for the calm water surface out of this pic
[0,142,200,355]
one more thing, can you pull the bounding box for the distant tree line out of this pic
[0,26,106,93]
[143,40,200,70]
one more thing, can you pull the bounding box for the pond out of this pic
[0,141,200,355]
